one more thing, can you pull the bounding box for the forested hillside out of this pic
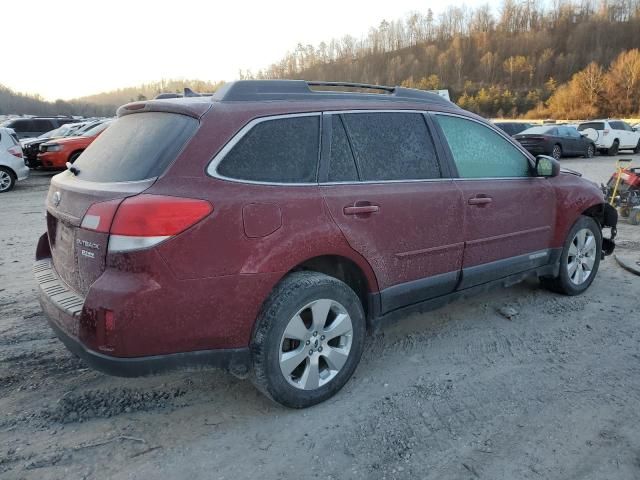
[248,0,640,118]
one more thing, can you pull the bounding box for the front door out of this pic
[320,112,465,313]
[433,113,556,289]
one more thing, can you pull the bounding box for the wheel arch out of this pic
[0,165,17,179]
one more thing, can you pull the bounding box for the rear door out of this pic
[320,111,465,313]
[433,113,556,289]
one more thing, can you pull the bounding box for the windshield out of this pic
[81,121,112,137]
[72,112,198,182]
[520,126,553,135]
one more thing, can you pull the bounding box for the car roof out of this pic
[117,80,458,118]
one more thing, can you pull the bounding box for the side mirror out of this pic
[535,155,560,178]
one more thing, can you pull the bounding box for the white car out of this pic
[0,127,29,192]
[577,119,640,155]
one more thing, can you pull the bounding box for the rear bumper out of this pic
[35,258,251,377]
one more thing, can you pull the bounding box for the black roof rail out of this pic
[211,80,454,106]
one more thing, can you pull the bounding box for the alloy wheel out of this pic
[279,299,353,390]
[552,145,562,160]
[567,228,597,285]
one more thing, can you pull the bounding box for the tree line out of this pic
[245,0,640,118]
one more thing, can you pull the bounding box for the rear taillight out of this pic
[80,194,213,253]
[603,129,610,136]
[8,146,22,158]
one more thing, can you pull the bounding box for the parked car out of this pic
[37,120,112,168]
[34,80,618,408]
[494,121,532,136]
[514,125,596,159]
[22,122,91,168]
[0,127,29,192]
[577,119,640,155]
[0,117,80,139]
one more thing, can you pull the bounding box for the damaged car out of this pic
[34,80,618,408]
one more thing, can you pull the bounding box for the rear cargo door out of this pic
[44,111,199,296]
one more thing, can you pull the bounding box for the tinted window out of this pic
[495,123,513,135]
[578,122,605,131]
[328,116,358,182]
[218,115,319,183]
[341,112,440,181]
[557,126,571,137]
[32,119,53,131]
[10,119,33,132]
[73,112,198,182]
[567,127,581,138]
[436,115,530,178]
[609,121,624,130]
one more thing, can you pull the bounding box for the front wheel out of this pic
[541,216,602,295]
[251,271,366,408]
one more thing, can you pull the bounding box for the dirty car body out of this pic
[34,80,618,408]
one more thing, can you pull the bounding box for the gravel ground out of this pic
[1,154,639,480]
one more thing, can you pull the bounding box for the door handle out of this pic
[344,205,379,215]
[468,196,493,206]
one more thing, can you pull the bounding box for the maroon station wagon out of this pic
[35,81,618,408]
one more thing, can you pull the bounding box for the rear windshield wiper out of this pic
[66,162,80,176]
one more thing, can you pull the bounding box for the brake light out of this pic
[8,146,22,158]
[603,129,610,136]
[81,194,213,253]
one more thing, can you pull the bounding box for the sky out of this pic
[2,0,491,101]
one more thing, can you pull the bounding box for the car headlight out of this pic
[44,144,62,152]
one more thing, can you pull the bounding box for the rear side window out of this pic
[436,115,530,178]
[32,119,54,131]
[10,119,32,132]
[217,115,319,183]
[328,116,358,182]
[578,122,605,131]
[341,112,441,181]
[609,121,624,130]
[73,112,198,182]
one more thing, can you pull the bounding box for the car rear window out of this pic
[216,115,320,183]
[578,122,605,131]
[520,126,554,135]
[72,112,198,183]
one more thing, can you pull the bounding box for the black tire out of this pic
[552,144,562,160]
[0,167,16,193]
[633,140,640,155]
[619,206,631,218]
[630,208,640,226]
[608,140,619,156]
[68,151,83,164]
[541,216,602,296]
[251,271,366,408]
[585,143,595,158]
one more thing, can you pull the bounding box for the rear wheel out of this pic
[541,216,602,295]
[630,207,640,226]
[0,167,15,193]
[251,271,366,408]
[585,144,595,158]
[552,144,562,160]
[608,140,619,156]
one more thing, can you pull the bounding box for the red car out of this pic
[37,121,112,168]
[35,81,617,408]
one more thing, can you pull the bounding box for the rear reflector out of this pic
[81,194,213,253]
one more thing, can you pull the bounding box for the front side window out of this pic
[341,112,441,181]
[217,115,319,183]
[436,115,531,179]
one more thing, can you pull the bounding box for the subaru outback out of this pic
[35,80,618,408]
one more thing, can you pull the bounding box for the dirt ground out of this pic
[1,154,639,480]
